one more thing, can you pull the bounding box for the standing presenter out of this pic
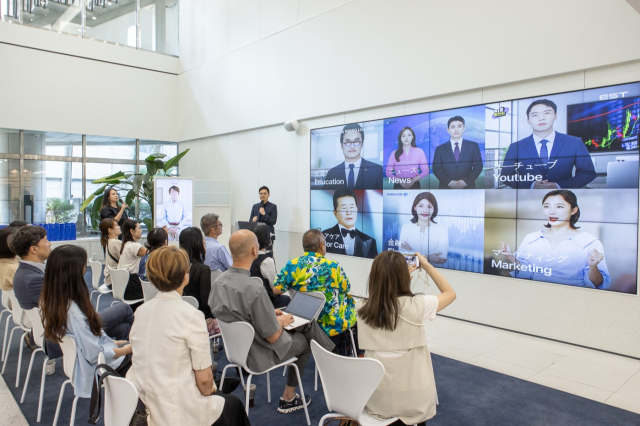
[250,186,277,257]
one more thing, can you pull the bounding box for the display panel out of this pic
[310,82,640,294]
[154,178,194,241]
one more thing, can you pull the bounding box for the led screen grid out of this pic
[310,82,640,294]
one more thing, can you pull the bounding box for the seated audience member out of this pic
[209,230,335,414]
[179,227,220,336]
[99,218,122,287]
[8,221,28,228]
[356,251,456,426]
[139,227,168,281]
[273,229,357,354]
[250,225,290,309]
[40,245,133,399]
[0,227,20,293]
[201,213,232,272]
[117,219,147,309]
[127,246,250,426]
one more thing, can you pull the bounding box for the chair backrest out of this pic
[59,335,78,382]
[104,375,139,426]
[88,260,102,291]
[182,295,198,309]
[110,269,130,302]
[8,291,29,330]
[141,280,159,303]
[1,289,9,310]
[24,308,45,349]
[211,269,222,283]
[216,320,254,370]
[311,340,386,421]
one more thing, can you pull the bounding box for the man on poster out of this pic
[250,186,277,256]
[157,185,188,241]
[432,116,484,189]
[500,99,596,189]
[322,189,378,259]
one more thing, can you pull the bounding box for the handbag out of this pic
[323,417,360,426]
[89,363,149,426]
[215,371,241,394]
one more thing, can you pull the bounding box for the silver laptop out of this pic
[282,292,325,330]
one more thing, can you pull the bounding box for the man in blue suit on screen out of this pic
[500,99,596,189]
[322,123,383,190]
[432,116,483,189]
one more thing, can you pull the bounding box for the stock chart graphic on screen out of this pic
[310,82,640,295]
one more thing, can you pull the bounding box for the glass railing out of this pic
[1,0,179,56]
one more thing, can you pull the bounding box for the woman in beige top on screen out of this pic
[99,218,122,287]
[356,251,456,426]
[126,246,250,426]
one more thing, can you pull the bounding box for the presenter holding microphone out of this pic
[99,187,129,239]
[250,186,277,257]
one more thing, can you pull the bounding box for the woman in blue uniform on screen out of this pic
[399,192,448,265]
[499,190,610,289]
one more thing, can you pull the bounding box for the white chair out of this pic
[311,340,398,426]
[20,308,50,422]
[110,269,144,307]
[218,320,311,425]
[1,289,13,362]
[1,292,30,387]
[182,295,198,309]
[103,374,140,426]
[90,261,112,312]
[211,269,222,283]
[53,336,80,426]
[141,280,159,303]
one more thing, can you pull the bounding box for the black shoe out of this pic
[277,393,311,413]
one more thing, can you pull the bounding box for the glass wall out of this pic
[0,128,178,238]
[2,0,179,56]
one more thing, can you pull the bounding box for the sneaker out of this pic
[277,393,311,413]
[45,359,56,376]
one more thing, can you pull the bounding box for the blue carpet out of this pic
[1,269,639,425]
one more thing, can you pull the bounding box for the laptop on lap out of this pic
[282,292,325,330]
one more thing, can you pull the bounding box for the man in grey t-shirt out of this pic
[209,230,334,414]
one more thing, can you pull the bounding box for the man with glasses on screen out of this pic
[323,123,383,190]
[321,189,378,259]
[499,99,596,189]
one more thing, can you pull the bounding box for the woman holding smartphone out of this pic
[356,251,456,426]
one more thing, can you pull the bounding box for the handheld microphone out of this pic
[261,200,266,207]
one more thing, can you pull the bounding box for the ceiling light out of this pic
[92,16,96,20]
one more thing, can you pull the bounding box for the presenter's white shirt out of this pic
[160,200,187,227]
[344,158,362,185]
[399,222,449,257]
[338,224,356,256]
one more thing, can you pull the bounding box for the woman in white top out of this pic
[117,219,148,309]
[399,192,449,265]
[356,251,456,426]
[127,246,250,426]
[99,218,122,287]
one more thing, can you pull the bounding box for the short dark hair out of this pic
[447,116,465,127]
[303,229,325,252]
[332,189,358,212]
[526,99,557,117]
[169,185,180,194]
[8,221,28,228]
[9,226,47,258]
[410,192,438,224]
[0,227,18,259]
[259,186,270,194]
[340,123,365,144]
[542,190,580,229]
[251,225,271,250]
[179,227,207,263]
[145,227,168,252]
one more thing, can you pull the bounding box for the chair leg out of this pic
[282,366,286,377]
[349,329,357,357]
[20,347,43,402]
[2,326,20,374]
[96,294,102,312]
[267,371,271,403]
[1,315,12,362]
[15,331,26,387]
[37,357,48,423]
[244,374,253,416]
[53,379,70,426]
[69,395,79,426]
[291,364,310,425]
[219,364,240,393]
[314,363,318,391]
[237,366,245,388]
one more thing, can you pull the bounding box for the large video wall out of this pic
[310,82,640,294]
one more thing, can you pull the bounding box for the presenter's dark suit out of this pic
[500,132,596,189]
[432,139,483,189]
[321,224,378,259]
[249,201,277,240]
[323,159,383,190]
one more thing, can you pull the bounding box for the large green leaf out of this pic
[92,171,126,184]
[146,153,167,160]
[142,218,154,232]
[90,198,103,230]
[145,158,157,177]
[163,149,190,172]
[132,175,143,194]
[125,190,136,207]
[80,194,96,212]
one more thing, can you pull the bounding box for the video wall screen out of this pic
[310,82,640,294]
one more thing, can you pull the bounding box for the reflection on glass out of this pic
[0,159,21,225]
[86,135,136,160]
[24,131,82,157]
[0,128,20,154]
[139,0,179,55]
[22,0,83,36]
[85,0,136,47]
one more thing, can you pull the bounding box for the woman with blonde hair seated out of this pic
[126,246,250,426]
[356,251,456,426]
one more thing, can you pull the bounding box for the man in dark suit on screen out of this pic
[499,99,596,189]
[322,189,378,259]
[322,123,383,190]
[432,116,484,189]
